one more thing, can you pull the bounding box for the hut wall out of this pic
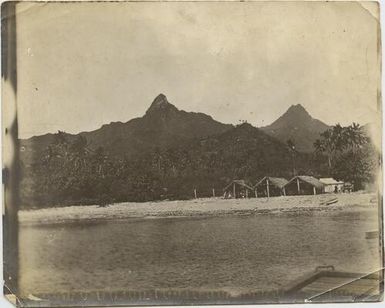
[285,180,322,196]
[256,184,283,197]
[324,183,344,193]
[285,181,300,196]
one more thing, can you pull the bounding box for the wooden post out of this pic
[283,187,286,196]
[266,178,270,198]
[246,189,249,198]
[297,178,300,194]
[255,189,258,198]
[212,188,215,197]
[313,186,316,195]
[194,189,197,199]
[233,183,236,199]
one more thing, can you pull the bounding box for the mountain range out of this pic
[19,94,378,207]
[20,94,330,164]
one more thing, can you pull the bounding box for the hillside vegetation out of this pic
[18,95,378,208]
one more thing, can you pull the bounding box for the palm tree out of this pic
[70,135,89,172]
[287,139,296,177]
[94,146,107,177]
[313,139,325,155]
[348,123,368,151]
[314,123,370,176]
[331,123,347,151]
[319,129,335,173]
[316,125,345,175]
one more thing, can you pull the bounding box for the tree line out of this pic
[19,123,378,208]
[313,123,378,188]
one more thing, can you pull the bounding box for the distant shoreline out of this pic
[18,192,378,226]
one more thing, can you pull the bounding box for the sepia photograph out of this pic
[1,1,383,306]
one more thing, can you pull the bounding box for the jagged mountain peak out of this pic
[146,93,178,115]
[152,93,168,105]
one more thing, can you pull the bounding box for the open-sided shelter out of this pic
[223,180,254,199]
[284,176,324,195]
[255,177,288,197]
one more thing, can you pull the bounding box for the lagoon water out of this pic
[19,209,380,297]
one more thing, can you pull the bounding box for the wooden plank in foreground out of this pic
[285,268,383,303]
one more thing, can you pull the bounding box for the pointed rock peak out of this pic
[153,93,168,105]
[277,104,313,122]
[287,104,307,112]
[286,104,310,116]
[146,93,178,114]
[264,103,317,130]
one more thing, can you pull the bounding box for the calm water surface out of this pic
[19,209,380,296]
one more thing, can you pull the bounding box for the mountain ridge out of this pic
[20,94,233,162]
[20,96,332,163]
[260,103,330,152]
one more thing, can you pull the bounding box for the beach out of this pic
[19,192,378,226]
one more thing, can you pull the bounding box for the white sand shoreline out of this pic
[19,192,379,226]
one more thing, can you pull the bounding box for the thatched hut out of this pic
[284,176,324,195]
[223,180,254,199]
[255,177,288,198]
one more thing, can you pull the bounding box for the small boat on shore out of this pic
[319,198,338,206]
[326,198,338,205]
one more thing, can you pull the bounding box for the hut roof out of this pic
[319,178,344,185]
[286,175,324,189]
[255,177,288,189]
[224,180,254,191]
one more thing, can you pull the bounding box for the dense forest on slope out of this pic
[19,123,320,208]
[18,95,379,209]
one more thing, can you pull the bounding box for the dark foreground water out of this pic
[19,209,381,299]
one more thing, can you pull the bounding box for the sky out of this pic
[15,1,381,138]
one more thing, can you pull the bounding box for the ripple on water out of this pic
[19,209,381,296]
